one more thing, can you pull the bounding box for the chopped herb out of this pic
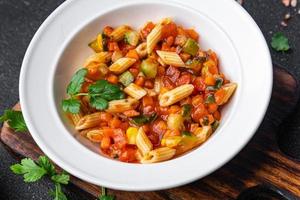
[271,32,290,52]
[131,114,157,125]
[0,109,28,132]
[182,104,192,118]
[89,96,108,110]
[98,187,115,200]
[206,78,223,91]
[212,120,220,131]
[201,116,209,126]
[49,183,68,200]
[182,131,192,136]
[66,68,87,96]
[205,94,215,104]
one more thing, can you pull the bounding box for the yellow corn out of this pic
[126,127,138,145]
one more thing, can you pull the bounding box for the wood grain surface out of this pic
[1,66,300,200]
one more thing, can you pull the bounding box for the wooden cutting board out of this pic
[1,65,300,200]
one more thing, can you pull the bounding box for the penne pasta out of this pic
[124,83,147,100]
[216,83,237,105]
[75,112,102,130]
[106,98,138,113]
[194,126,212,144]
[159,84,194,106]
[147,24,162,54]
[86,129,104,142]
[109,57,136,74]
[136,127,153,156]
[110,25,130,41]
[156,50,185,67]
[141,147,176,164]
[69,112,83,126]
[84,52,111,67]
[135,42,147,58]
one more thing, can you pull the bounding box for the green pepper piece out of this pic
[183,38,199,56]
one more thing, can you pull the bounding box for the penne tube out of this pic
[194,126,212,144]
[106,98,138,113]
[110,25,130,41]
[156,50,185,67]
[84,52,111,67]
[69,112,83,126]
[135,42,147,58]
[141,147,176,164]
[147,24,163,54]
[124,83,147,100]
[86,129,104,143]
[136,127,153,156]
[75,112,102,130]
[159,84,194,107]
[216,83,237,105]
[109,57,136,74]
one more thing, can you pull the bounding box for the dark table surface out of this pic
[0,0,300,199]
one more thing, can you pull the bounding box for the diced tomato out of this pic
[126,49,140,60]
[103,26,113,37]
[110,117,122,128]
[168,105,181,114]
[123,110,140,117]
[192,95,204,107]
[119,146,137,162]
[102,127,114,137]
[143,106,155,115]
[193,77,206,92]
[192,103,208,122]
[165,66,180,83]
[213,110,221,120]
[152,120,167,135]
[144,80,154,89]
[100,112,113,122]
[134,76,145,87]
[166,36,174,46]
[162,76,175,89]
[100,136,111,149]
[215,89,225,105]
[185,29,199,41]
[164,129,180,137]
[207,103,218,113]
[108,41,119,51]
[161,23,178,39]
[142,96,154,107]
[141,22,155,40]
[106,74,118,84]
[147,132,160,147]
[129,67,139,78]
[180,53,191,62]
[176,73,191,86]
[157,65,165,76]
[119,122,129,131]
[142,125,151,133]
[112,129,127,149]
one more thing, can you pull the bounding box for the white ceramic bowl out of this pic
[19,0,272,191]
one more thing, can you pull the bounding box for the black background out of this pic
[0,0,300,199]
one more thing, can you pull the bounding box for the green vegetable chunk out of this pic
[0,109,28,132]
[183,38,199,56]
[205,94,215,104]
[119,71,134,86]
[132,114,157,125]
[212,120,220,131]
[124,31,139,46]
[271,32,290,52]
[182,131,192,136]
[141,58,158,78]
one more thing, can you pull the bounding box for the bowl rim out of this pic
[19,0,272,191]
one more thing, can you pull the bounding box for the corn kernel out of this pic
[126,127,138,144]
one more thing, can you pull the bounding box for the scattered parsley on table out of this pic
[271,32,290,52]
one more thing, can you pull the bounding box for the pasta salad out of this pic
[62,18,237,163]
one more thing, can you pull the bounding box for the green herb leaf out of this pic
[0,109,28,132]
[182,131,192,136]
[131,114,157,125]
[212,120,220,131]
[10,158,47,182]
[215,78,223,89]
[90,96,108,110]
[271,32,290,52]
[66,68,87,95]
[205,94,215,104]
[38,156,56,176]
[62,99,81,114]
[98,187,115,200]
[49,183,68,200]
[182,104,192,118]
[51,173,70,185]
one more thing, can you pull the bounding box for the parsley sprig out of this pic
[10,156,70,200]
[271,32,290,52]
[62,68,125,114]
[98,187,115,200]
[0,109,28,132]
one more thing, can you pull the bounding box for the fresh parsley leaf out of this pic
[88,80,107,94]
[62,99,81,114]
[90,96,108,110]
[89,80,125,101]
[0,109,28,132]
[212,120,220,131]
[131,114,157,125]
[205,94,215,104]
[38,156,56,176]
[66,68,87,95]
[271,32,290,52]
[49,183,68,200]
[182,131,192,136]
[182,104,192,118]
[98,187,115,200]
[51,173,70,185]
[10,158,47,182]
